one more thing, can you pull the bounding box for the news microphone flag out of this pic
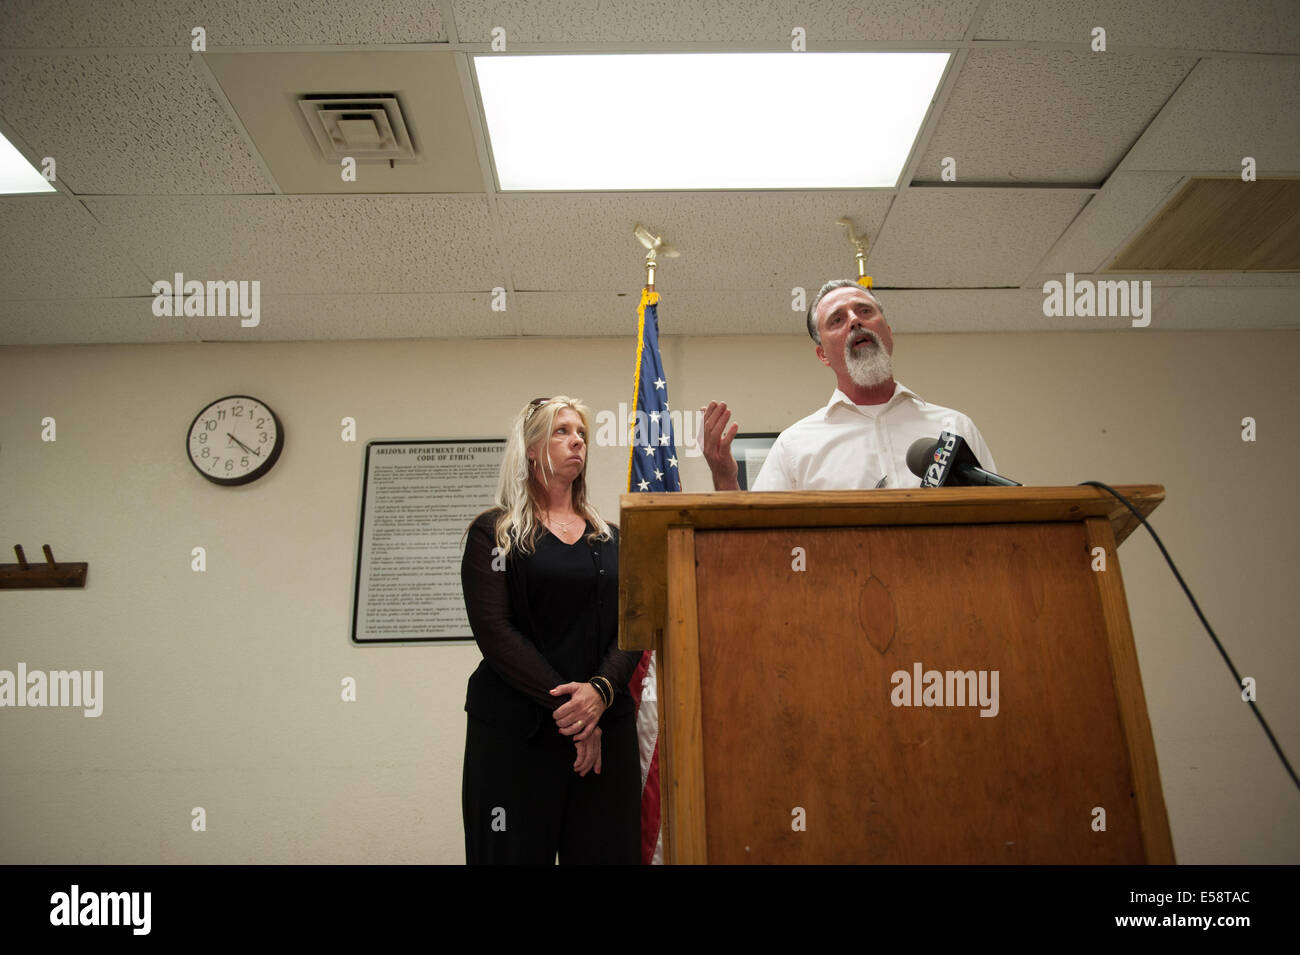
[626,287,678,865]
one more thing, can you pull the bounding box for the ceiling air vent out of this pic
[297,94,417,163]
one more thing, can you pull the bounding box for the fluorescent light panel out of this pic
[474,52,949,190]
[0,131,56,194]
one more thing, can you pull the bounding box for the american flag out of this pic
[626,289,682,493]
[625,287,678,865]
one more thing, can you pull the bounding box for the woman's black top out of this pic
[461,509,642,739]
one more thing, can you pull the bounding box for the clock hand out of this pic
[225,432,261,456]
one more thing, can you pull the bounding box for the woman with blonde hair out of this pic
[460,396,642,864]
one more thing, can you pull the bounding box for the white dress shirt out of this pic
[750,382,997,491]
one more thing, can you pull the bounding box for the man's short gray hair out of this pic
[806,279,885,345]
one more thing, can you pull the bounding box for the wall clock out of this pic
[186,394,284,485]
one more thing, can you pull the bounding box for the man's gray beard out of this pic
[845,338,893,388]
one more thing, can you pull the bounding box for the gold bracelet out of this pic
[590,676,614,706]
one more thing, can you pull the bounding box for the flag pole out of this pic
[635,222,678,293]
[837,216,874,289]
[628,223,684,865]
[628,224,680,488]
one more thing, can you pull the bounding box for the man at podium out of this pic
[701,279,996,491]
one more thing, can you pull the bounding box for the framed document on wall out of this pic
[351,439,504,645]
[731,432,779,491]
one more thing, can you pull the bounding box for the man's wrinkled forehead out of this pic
[818,286,881,325]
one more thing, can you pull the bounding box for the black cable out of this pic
[1080,480,1299,794]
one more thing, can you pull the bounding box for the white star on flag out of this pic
[637,479,650,490]
[659,435,670,445]
[654,378,665,390]
[654,469,663,480]
[649,411,660,423]
[667,456,678,468]
[643,446,656,456]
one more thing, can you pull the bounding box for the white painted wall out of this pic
[1,324,1295,863]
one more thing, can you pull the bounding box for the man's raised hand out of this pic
[699,400,741,491]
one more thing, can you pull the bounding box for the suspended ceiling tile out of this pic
[872,289,1064,332]
[854,287,1211,333]
[0,0,446,49]
[512,291,646,336]
[1110,178,1300,271]
[868,189,1091,287]
[1103,272,1300,287]
[82,196,501,294]
[0,53,271,194]
[0,293,520,345]
[0,298,198,344]
[512,289,812,337]
[451,0,982,44]
[1036,172,1186,276]
[512,285,1281,336]
[6,285,1287,346]
[976,0,1300,54]
[498,192,895,292]
[1120,58,1300,173]
[179,293,521,342]
[0,195,147,300]
[1160,287,1300,329]
[202,50,484,194]
[915,50,1195,184]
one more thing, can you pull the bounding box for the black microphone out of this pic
[907,433,1021,487]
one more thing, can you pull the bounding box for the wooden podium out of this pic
[618,486,1174,864]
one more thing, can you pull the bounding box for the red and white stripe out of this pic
[629,650,662,865]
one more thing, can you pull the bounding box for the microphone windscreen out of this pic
[907,437,938,479]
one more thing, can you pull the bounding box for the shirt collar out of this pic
[822,381,920,419]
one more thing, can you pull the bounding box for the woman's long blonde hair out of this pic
[491,395,612,559]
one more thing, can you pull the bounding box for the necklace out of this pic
[543,511,579,530]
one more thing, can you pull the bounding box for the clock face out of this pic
[186,395,284,485]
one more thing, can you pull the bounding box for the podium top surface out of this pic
[616,485,1163,651]
[618,485,1162,546]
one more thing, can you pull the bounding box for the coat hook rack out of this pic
[0,544,88,590]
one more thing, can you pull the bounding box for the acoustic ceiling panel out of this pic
[497,192,895,292]
[83,195,502,294]
[203,50,484,194]
[867,188,1091,287]
[976,0,1300,54]
[0,297,199,344]
[1119,58,1300,174]
[0,53,272,195]
[4,285,1294,346]
[915,50,1195,184]
[1035,172,1186,277]
[1160,286,1300,329]
[0,0,446,49]
[0,195,147,300]
[451,0,982,44]
[1109,178,1300,272]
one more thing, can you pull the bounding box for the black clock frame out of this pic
[186,394,285,486]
